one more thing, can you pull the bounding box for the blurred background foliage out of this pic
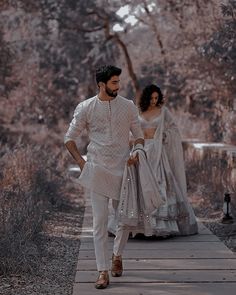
[0,0,235,141]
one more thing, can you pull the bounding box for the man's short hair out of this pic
[95,65,122,85]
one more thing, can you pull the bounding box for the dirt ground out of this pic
[0,184,85,295]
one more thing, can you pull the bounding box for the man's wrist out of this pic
[132,143,146,158]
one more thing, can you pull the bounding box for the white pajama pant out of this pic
[91,191,130,271]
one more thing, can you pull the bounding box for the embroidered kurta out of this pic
[64,95,143,200]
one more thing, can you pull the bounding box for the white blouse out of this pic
[65,95,143,200]
[139,115,162,129]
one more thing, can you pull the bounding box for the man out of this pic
[64,65,144,289]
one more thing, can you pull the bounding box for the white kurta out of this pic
[65,95,143,200]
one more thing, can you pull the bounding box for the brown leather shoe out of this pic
[111,254,123,277]
[95,271,109,289]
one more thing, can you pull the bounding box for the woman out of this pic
[108,84,198,237]
[133,84,198,237]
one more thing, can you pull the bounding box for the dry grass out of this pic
[0,144,67,275]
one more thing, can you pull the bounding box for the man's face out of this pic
[104,75,120,97]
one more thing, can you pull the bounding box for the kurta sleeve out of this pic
[129,101,143,140]
[64,102,87,143]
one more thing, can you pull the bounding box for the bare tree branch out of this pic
[102,17,141,101]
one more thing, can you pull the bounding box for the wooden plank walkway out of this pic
[73,198,236,295]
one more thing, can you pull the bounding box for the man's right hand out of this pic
[127,153,139,166]
[65,140,86,171]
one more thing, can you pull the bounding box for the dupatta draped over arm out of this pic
[118,150,165,236]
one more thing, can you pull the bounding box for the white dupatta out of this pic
[118,150,165,228]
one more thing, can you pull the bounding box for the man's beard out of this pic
[105,85,118,98]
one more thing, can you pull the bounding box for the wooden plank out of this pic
[79,240,226,251]
[77,258,236,271]
[78,249,235,259]
[75,269,236,283]
[79,226,214,237]
[79,231,214,239]
[79,234,221,243]
[73,282,236,295]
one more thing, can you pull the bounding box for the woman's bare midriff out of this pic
[143,128,156,139]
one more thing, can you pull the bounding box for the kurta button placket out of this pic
[108,100,112,142]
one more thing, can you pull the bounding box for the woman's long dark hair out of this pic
[139,84,164,112]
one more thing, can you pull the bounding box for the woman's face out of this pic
[150,91,158,107]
